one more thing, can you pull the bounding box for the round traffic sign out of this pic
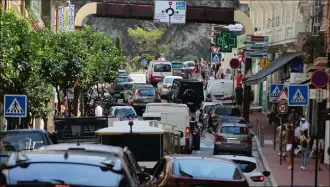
[169,1,172,5]
[230,58,240,69]
[311,70,329,88]
[277,103,288,115]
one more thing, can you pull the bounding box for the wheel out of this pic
[194,137,200,150]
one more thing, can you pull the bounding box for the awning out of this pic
[244,52,303,86]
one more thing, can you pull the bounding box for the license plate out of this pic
[117,99,123,104]
[187,102,193,105]
[228,140,240,144]
[144,99,154,102]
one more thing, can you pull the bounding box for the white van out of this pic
[142,103,192,153]
[145,61,173,85]
[205,79,235,104]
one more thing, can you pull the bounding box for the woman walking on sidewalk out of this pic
[299,130,309,170]
[286,124,294,170]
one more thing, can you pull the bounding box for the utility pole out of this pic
[243,58,252,121]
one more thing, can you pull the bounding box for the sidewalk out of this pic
[250,112,330,187]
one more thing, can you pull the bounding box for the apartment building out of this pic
[248,0,306,112]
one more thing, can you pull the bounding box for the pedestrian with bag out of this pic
[299,129,309,170]
[286,124,294,170]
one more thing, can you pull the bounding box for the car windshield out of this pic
[9,163,123,186]
[220,126,249,135]
[154,64,171,72]
[0,132,45,151]
[172,159,243,180]
[115,108,136,117]
[204,105,214,113]
[183,62,194,67]
[172,63,184,68]
[232,160,257,173]
[139,89,156,96]
[214,107,241,116]
[115,77,130,82]
[165,78,176,84]
[222,118,247,124]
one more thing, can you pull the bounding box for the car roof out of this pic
[111,106,135,110]
[151,60,171,63]
[202,102,222,106]
[213,105,238,109]
[221,123,248,127]
[38,143,123,155]
[176,79,202,83]
[2,129,47,134]
[134,83,153,87]
[118,69,126,72]
[167,155,235,163]
[6,150,120,167]
[222,116,246,120]
[213,155,257,163]
[164,76,182,79]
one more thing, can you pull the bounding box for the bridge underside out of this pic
[74,2,253,35]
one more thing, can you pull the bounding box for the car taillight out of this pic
[109,83,114,88]
[242,136,252,144]
[223,96,233,101]
[163,84,168,88]
[215,135,225,141]
[180,68,185,72]
[0,185,6,187]
[177,98,182,103]
[251,176,264,182]
[185,127,190,136]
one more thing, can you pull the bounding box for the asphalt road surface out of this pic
[130,72,271,186]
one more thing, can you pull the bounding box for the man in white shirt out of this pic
[94,101,103,117]
[300,118,310,131]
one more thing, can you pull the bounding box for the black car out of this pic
[167,79,204,112]
[109,76,134,98]
[0,144,150,186]
[0,129,55,165]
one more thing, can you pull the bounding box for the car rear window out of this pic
[8,163,123,186]
[165,78,176,84]
[232,160,257,173]
[115,108,136,118]
[203,105,213,113]
[214,107,241,116]
[181,82,203,92]
[115,77,130,82]
[154,64,171,72]
[139,89,156,96]
[0,132,45,151]
[222,118,247,124]
[172,63,184,68]
[183,62,194,67]
[172,160,243,180]
[220,126,249,135]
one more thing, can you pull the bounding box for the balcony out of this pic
[254,22,306,46]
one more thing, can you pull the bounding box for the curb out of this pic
[255,136,278,187]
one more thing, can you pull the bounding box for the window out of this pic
[232,160,257,173]
[153,64,171,72]
[314,16,321,24]
[315,0,321,7]
[203,105,214,114]
[139,88,156,96]
[286,9,292,24]
[172,63,184,69]
[213,107,241,117]
[313,25,321,35]
[115,77,130,82]
[152,159,166,180]
[115,108,136,118]
[222,118,247,124]
[9,163,124,186]
[164,78,176,84]
[292,7,296,22]
[220,126,249,135]
[172,160,243,180]
[275,16,280,26]
[183,61,194,67]
[1,132,45,151]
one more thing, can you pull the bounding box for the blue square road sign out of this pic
[4,95,27,117]
[211,52,221,64]
[269,84,284,100]
[288,85,309,106]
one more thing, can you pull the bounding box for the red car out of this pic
[148,155,250,187]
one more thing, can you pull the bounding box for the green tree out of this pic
[127,27,164,56]
[115,36,123,57]
[182,54,198,61]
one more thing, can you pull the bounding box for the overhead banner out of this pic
[57,4,75,32]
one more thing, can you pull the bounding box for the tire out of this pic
[183,89,198,105]
[194,137,200,150]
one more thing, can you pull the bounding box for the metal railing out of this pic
[256,117,265,147]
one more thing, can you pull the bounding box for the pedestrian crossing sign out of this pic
[4,95,27,117]
[269,84,284,102]
[288,85,309,106]
[211,52,221,64]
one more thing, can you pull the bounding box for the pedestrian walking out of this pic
[235,84,243,108]
[299,129,309,170]
[236,70,242,86]
[205,61,212,81]
[94,101,103,117]
[317,139,325,170]
[286,124,294,170]
[277,124,287,157]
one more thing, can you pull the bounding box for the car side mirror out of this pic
[137,172,151,183]
[263,171,271,177]
[250,134,255,138]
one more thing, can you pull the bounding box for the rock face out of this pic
[71,0,250,60]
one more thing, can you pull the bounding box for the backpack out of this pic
[300,135,308,148]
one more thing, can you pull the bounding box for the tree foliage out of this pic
[127,27,168,57]
[115,36,123,57]
[182,54,198,61]
[0,10,121,118]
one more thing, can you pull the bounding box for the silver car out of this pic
[156,76,182,98]
[213,123,253,156]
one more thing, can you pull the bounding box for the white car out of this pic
[156,76,182,97]
[214,155,271,187]
[108,106,138,120]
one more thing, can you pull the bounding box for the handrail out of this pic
[256,117,265,147]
